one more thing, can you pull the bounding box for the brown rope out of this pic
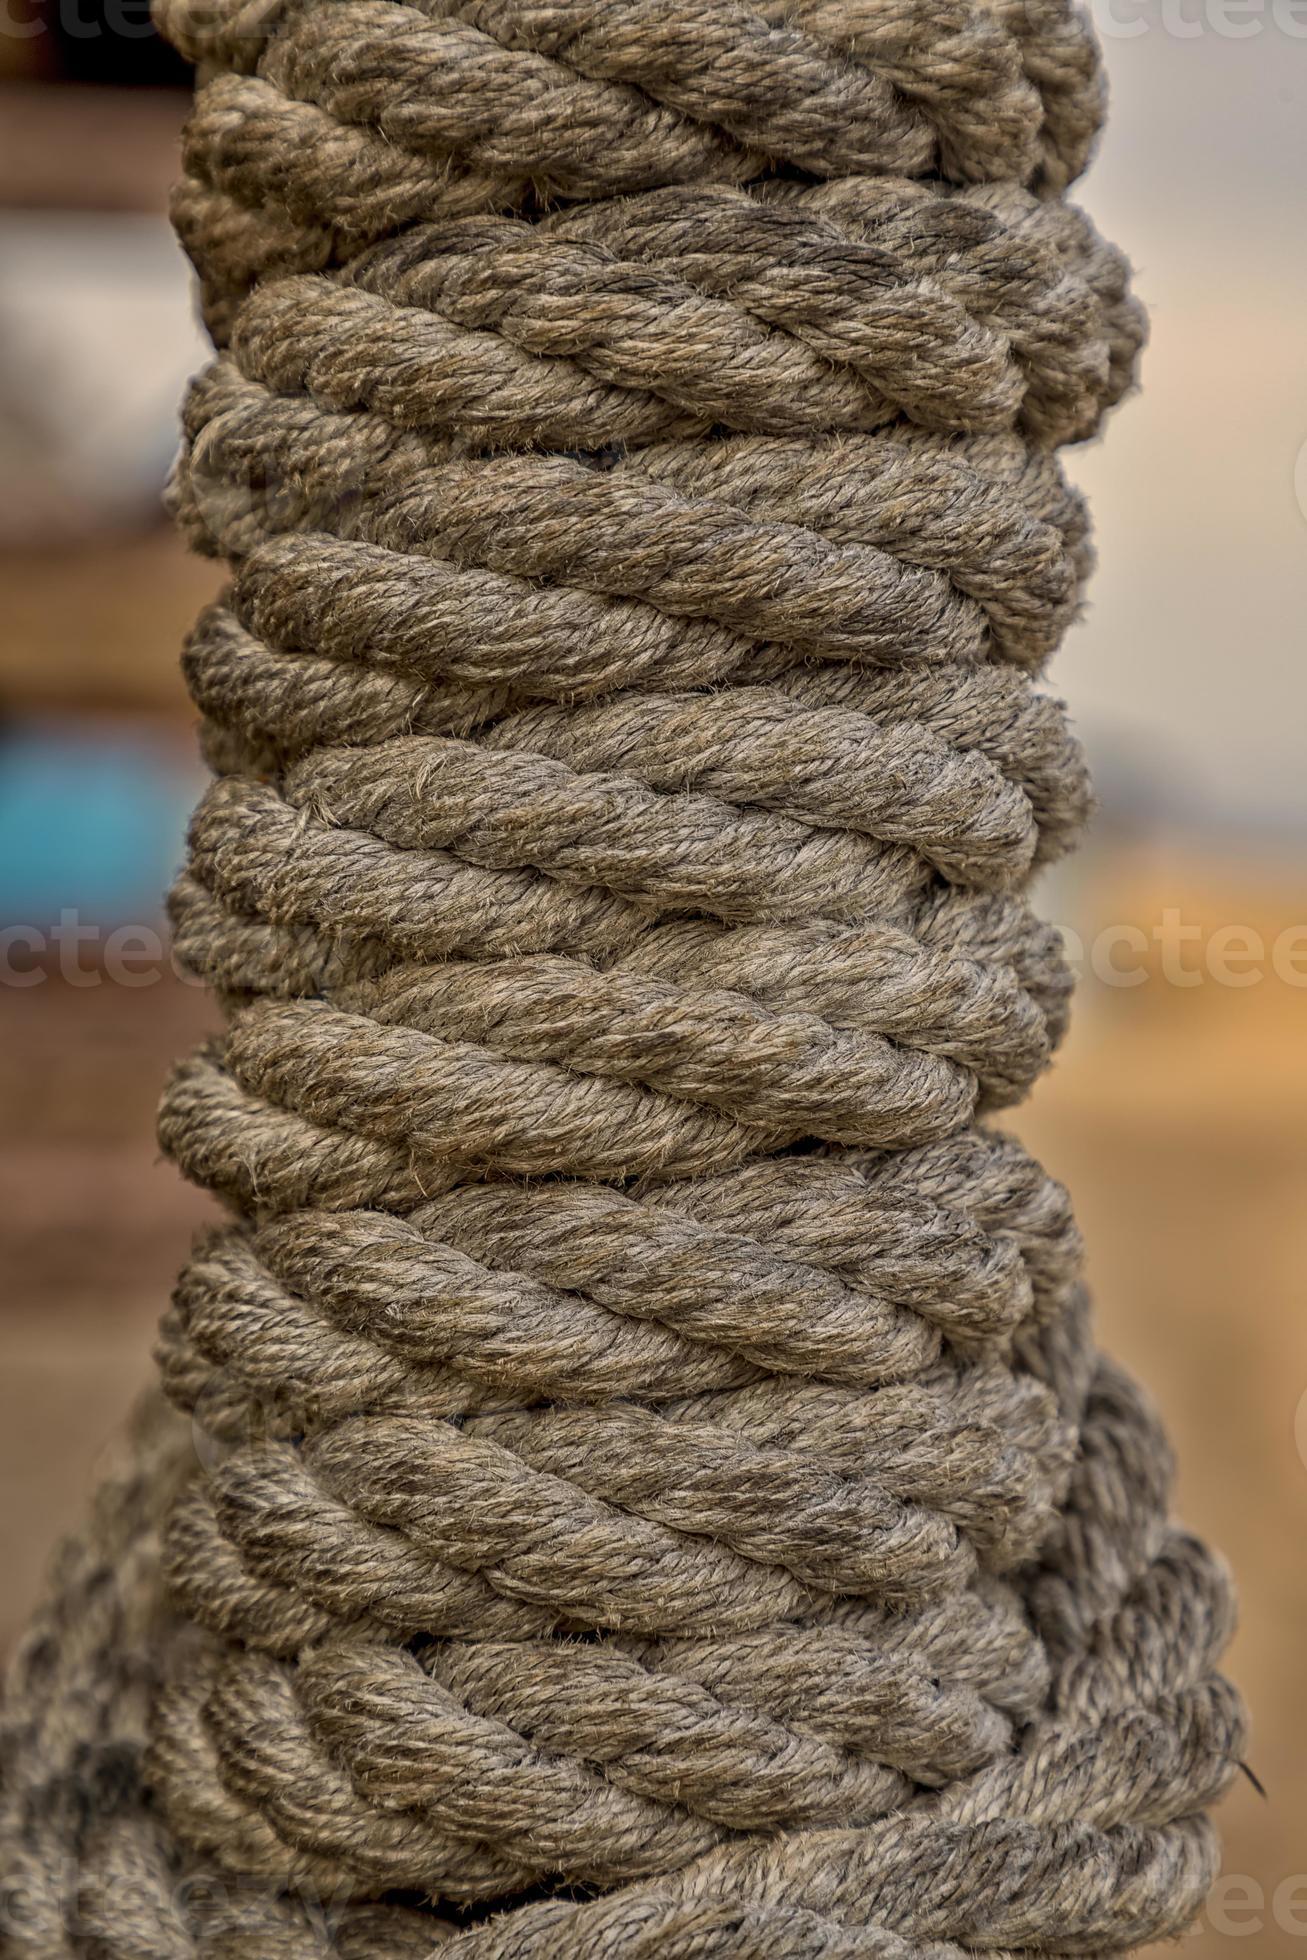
[0,2,1240,1953]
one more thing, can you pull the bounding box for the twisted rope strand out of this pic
[165,0,1104,334]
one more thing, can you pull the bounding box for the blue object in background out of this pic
[0,720,202,930]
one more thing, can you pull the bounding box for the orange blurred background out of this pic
[1,7,1304,1950]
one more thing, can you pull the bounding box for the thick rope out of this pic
[0,2,1239,1954]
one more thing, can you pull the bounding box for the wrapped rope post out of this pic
[0,3,1245,1954]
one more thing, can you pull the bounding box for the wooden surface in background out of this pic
[0,83,187,211]
[0,977,217,1649]
[0,532,220,712]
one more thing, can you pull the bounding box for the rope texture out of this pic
[0,1,1240,1953]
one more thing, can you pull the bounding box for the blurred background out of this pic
[0,4,1303,1949]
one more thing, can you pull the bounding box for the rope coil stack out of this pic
[0,2,1243,1953]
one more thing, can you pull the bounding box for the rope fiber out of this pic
[0,1,1241,1953]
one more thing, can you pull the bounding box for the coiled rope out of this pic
[0,2,1241,1953]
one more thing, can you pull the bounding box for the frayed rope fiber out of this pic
[0,2,1244,1953]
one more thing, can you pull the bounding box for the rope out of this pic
[0,2,1240,1954]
